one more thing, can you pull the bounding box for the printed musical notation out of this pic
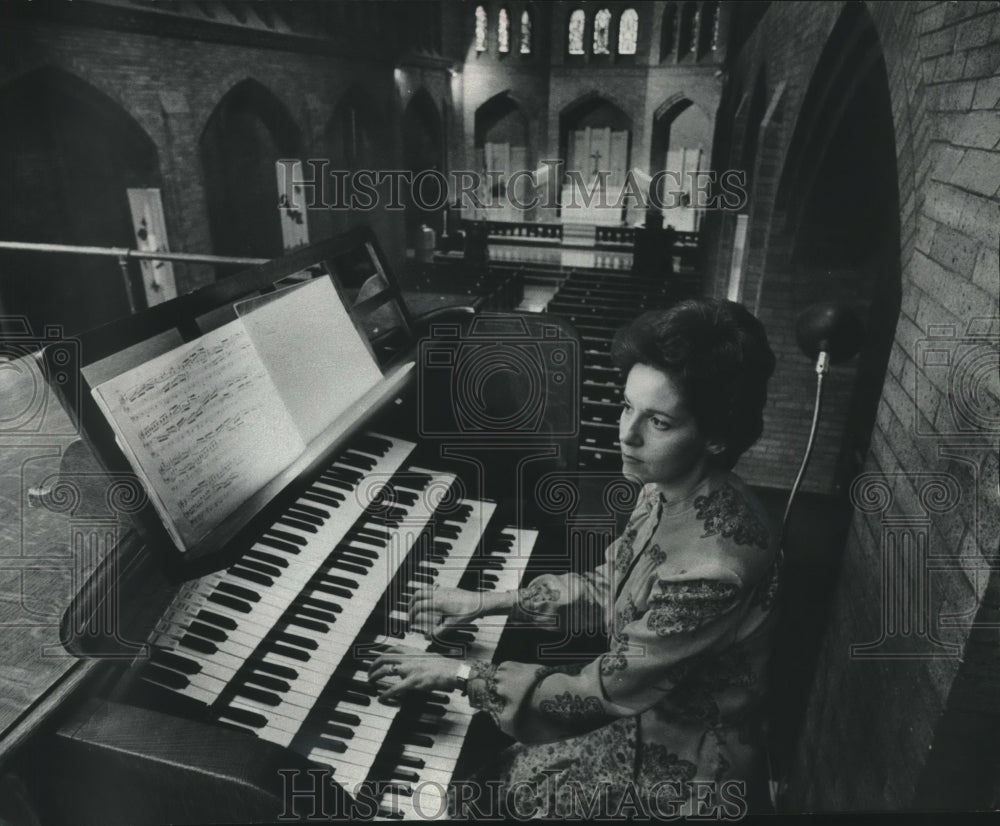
[92,322,305,551]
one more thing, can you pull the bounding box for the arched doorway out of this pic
[779,6,901,495]
[764,2,901,790]
[649,96,712,231]
[0,68,161,334]
[401,90,444,247]
[200,79,302,260]
[324,87,384,239]
[474,92,530,222]
[559,94,632,225]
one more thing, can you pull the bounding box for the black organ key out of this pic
[186,621,227,643]
[264,529,307,547]
[289,502,330,520]
[270,643,311,662]
[393,473,432,491]
[257,535,302,555]
[146,665,190,690]
[228,567,273,588]
[316,574,358,590]
[151,649,201,675]
[245,549,289,569]
[237,685,282,707]
[324,723,355,741]
[223,707,269,730]
[340,451,377,471]
[215,582,260,603]
[327,710,362,727]
[238,557,283,577]
[254,660,299,681]
[245,671,291,693]
[277,631,319,651]
[324,465,362,483]
[301,490,345,507]
[286,614,329,634]
[353,434,392,456]
[276,515,319,534]
[208,592,252,613]
[178,634,217,656]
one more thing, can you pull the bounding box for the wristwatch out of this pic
[454,663,471,695]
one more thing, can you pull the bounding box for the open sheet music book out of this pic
[90,277,385,552]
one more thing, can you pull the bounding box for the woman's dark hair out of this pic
[611,298,776,468]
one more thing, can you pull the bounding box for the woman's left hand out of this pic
[369,644,459,700]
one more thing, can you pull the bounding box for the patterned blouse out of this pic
[462,471,781,818]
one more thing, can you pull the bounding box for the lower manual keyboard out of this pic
[368,528,537,820]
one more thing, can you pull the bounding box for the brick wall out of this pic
[0,13,451,296]
[707,0,1000,810]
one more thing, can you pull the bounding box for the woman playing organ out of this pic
[370,297,779,817]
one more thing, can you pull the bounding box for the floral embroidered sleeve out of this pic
[511,545,616,632]
[511,486,660,632]
[473,568,747,743]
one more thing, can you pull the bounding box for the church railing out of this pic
[594,226,635,247]
[461,220,564,244]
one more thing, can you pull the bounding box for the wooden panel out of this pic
[609,130,629,187]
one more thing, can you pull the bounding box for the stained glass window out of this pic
[568,9,585,54]
[594,8,611,54]
[520,8,532,53]
[618,8,638,54]
[662,5,677,59]
[498,7,510,53]
[709,1,721,50]
[475,5,487,52]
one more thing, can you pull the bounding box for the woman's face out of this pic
[618,363,717,497]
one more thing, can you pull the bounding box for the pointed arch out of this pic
[327,84,385,170]
[401,88,444,243]
[199,78,303,259]
[559,92,633,223]
[0,67,161,332]
[766,2,901,492]
[649,93,711,228]
[474,90,529,149]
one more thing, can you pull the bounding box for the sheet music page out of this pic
[235,276,384,444]
[91,320,305,551]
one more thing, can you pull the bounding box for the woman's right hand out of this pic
[408,587,482,634]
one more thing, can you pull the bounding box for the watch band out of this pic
[454,663,472,695]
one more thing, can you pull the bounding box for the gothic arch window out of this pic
[699,0,719,56]
[475,5,487,52]
[678,2,696,57]
[618,8,638,54]
[593,8,611,54]
[498,7,510,53]
[520,8,533,54]
[568,9,585,55]
[661,4,677,61]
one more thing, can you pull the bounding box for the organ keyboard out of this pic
[134,429,537,815]
[20,229,576,824]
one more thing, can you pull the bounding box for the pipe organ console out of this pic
[10,228,580,824]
